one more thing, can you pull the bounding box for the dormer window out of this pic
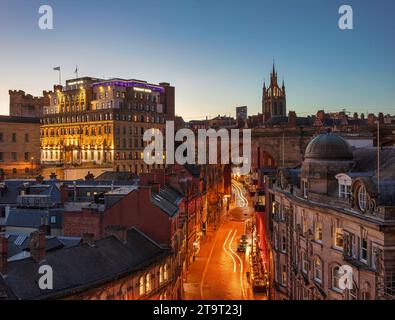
[358,185,367,212]
[336,174,352,199]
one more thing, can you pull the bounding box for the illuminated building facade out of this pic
[40,77,175,178]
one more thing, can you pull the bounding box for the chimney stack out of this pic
[82,233,95,246]
[0,236,7,275]
[85,171,95,181]
[29,230,46,262]
[35,175,44,185]
[104,226,127,243]
[39,216,51,236]
[49,172,57,181]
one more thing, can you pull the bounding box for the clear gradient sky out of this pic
[0,0,394,119]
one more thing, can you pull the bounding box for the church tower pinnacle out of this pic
[262,63,286,120]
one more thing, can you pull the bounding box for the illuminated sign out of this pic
[133,87,152,93]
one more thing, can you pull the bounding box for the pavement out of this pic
[183,180,265,300]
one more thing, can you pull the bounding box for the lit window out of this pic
[334,228,344,250]
[139,276,145,296]
[145,273,153,293]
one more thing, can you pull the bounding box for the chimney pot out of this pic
[29,230,46,262]
[82,233,95,246]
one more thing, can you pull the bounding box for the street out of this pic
[184,180,259,300]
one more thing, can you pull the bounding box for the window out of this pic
[339,183,351,198]
[50,216,57,224]
[12,152,17,162]
[334,227,344,250]
[12,133,17,142]
[360,238,368,264]
[281,265,287,286]
[371,245,379,270]
[0,132,3,142]
[302,252,308,274]
[315,220,323,243]
[164,264,169,281]
[362,282,371,300]
[281,230,286,252]
[358,186,367,212]
[24,152,29,161]
[303,180,309,198]
[314,258,322,283]
[332,266,342,292]
[139,276,145,296]
[145,273,153,293]
[345,233,357,259]
[25,133,29,142]
[0,152,3,162]
[273,227,278,250]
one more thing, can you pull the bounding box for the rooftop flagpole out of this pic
[53,66,61,85]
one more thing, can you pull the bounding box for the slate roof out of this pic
[0,180,61,205]
[151,192,179,217]
[1,228,170,300]
[5,208,63,229]
[158,186,184,206]
[0,233,81,260]
[349,147,395,206]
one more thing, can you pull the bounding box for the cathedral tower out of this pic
[262,63,286,119]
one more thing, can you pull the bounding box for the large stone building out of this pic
[264,131,395,300]
[0,116,41,178]
[9,90,50,118]
[40,77,175,179]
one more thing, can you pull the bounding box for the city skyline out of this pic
[1,0,395,120]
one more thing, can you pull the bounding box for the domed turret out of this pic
[305,131,353,161]
[301,130,354,197]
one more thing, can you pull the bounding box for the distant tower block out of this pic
[262,63,286,120]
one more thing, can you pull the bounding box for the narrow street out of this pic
[183,180,259,300]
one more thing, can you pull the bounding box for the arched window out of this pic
[358,185,367,212]
[159,266,164,284]
[314,258,322,283]
[332,266,342,292]
[145,273,153,293]
[362,282,372,300]
[302,251,308,274]
[139,276,145,296]
[164,263,169,281]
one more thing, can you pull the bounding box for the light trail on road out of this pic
[232,181,248,208]
[228,229,246,300]
[222,229,237,273]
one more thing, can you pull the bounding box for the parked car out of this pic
[240,235,248,244]
[237,243,247,252]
